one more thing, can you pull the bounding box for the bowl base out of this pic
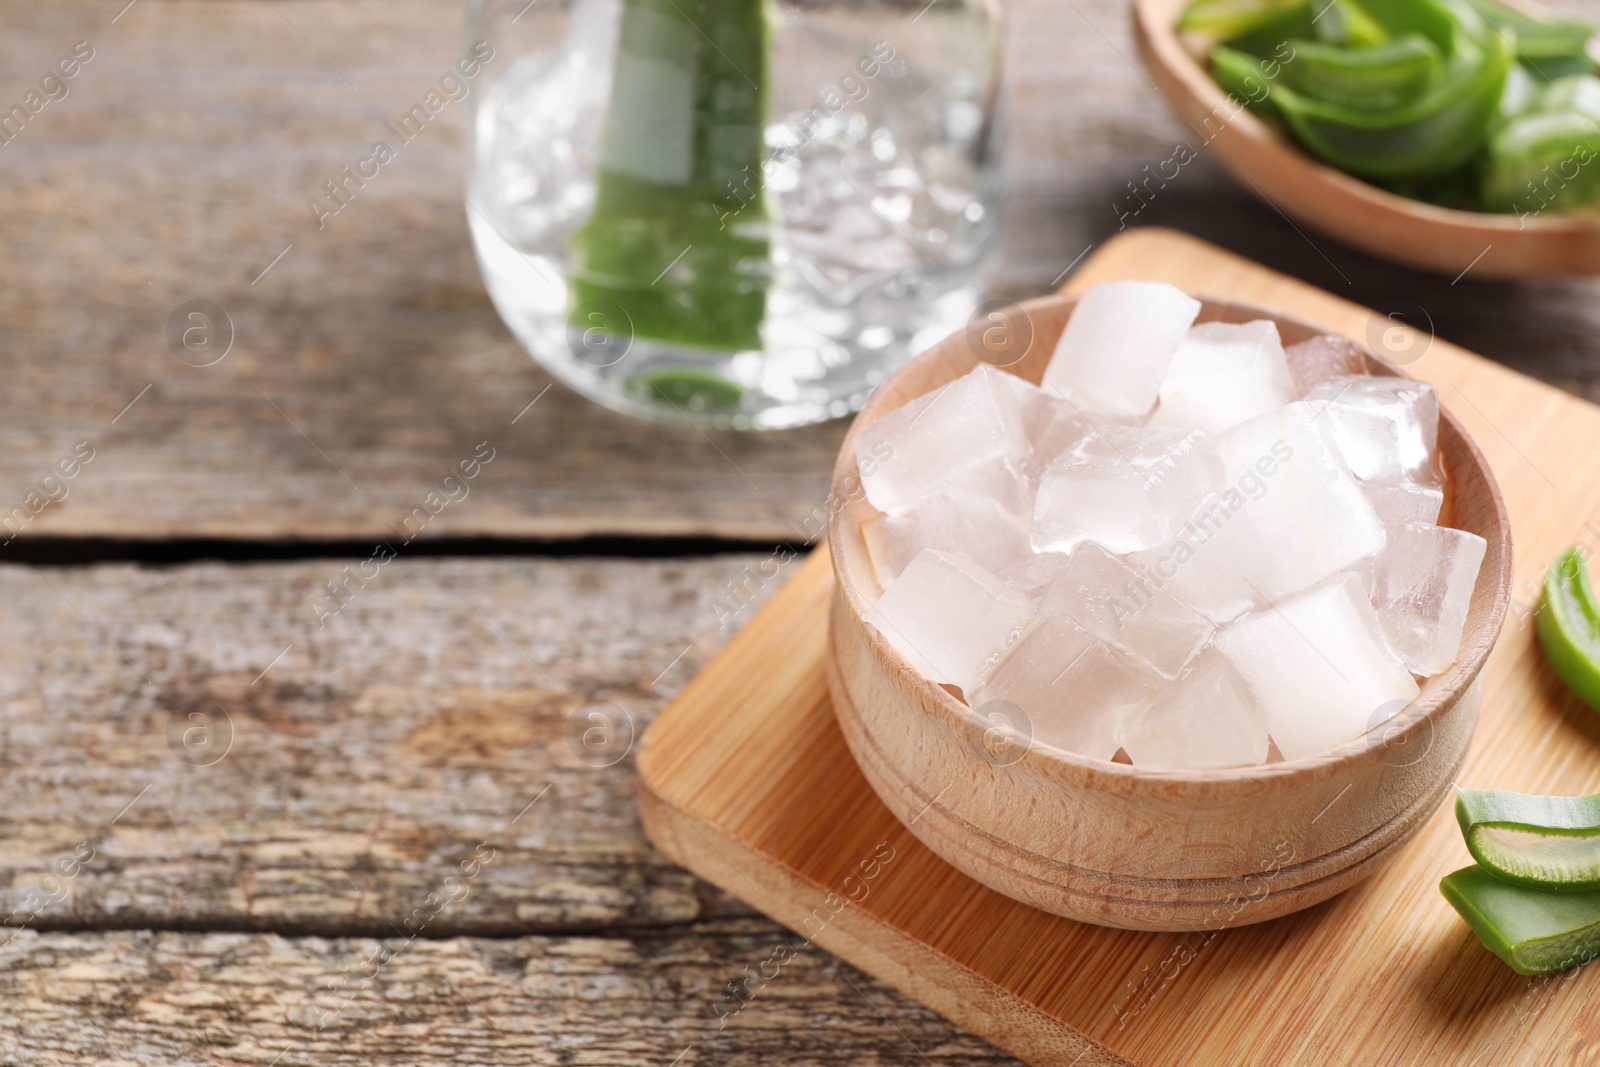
[827,618,1472,930]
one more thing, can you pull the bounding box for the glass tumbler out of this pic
[463,0,1006,429]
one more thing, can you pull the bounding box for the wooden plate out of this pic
[1132,0,1600,278]
[825,292,1514,931]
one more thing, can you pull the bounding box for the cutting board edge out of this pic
[637,775,1134,1067]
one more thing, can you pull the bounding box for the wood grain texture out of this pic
[0,554,1022,1061]
[5,0,1600,541]
[1132,0,1600,278]
[0,0,846,544]
[0,924,1017,1065]
[0,555,782,937]
[638,230,1600,1066]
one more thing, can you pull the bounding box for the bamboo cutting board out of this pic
[637,229,1600,1066]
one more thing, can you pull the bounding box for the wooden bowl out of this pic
[1132,0,1600,278]
[825,293,1513,931]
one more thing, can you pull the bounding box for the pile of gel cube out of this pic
[856,281,1486,769]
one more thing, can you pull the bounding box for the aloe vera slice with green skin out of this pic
[1440,864,1600,974]
[1499,62,1542,120]
[1284,35,1442,111]
[1457,789,1600,890]
[1536,547,1600,714]
[1539,74,1600,124]
[1271,28,1512,179]
[1471,0,1596,75]
[570,0,771,353]
[1450,0,1595,79]
[1210,44,1285,116]
[626,367,745,412]
[1178,0,1307,41]
[1219,3,1315,61]
[1312,0,1389,49]
[1523,55,1600,81]
[1481,109,1600,215]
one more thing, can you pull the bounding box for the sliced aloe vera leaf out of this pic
[1522,54,1600,80]
[1457,789,1600,890]
[1538,74,1600,124]
[1471,0,1594,61]
[1440,864,1600,975]
[1480,108,1600,215]
[1368,0,1477,53]
[1178,0,1308,40]
[1221,4,1315,60]
[571,0,771,352]
[1313,0,1389,49]
[1536,547,1600,713]
[1499,61,1542,119]
[1284,34,1442,111]
[1272,28,1512,178]
[628,368,745,412]
[1210,44,1284,116]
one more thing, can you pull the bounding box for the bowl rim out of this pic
[827,289,1514,790]
[1130,0,1600,239]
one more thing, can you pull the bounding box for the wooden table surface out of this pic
[2,0,1597,1063]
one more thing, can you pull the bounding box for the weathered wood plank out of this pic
[0,0,846,544]
[6,0,1600,543]
[0,556,800,937]
[0,924,1021,1065]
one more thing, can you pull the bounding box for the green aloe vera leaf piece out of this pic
[1480,108,1600,215]
[1520,55,1600,80]
[1537,74,1600,123]
[1178,0,1307,41]
[1536,546,1600,712]
[1441,864,1600,975]
[627,368,745,412]
[1284,34,1443,111]
[1272,26,1512,178]
[1313,0,1390,48]
[571,0,771,352]
[1457,789,1600,890]
[1210,44,1285,116]
[1471,0,1593,61]
[1366,0,1478,53]
[1499,61,1542,119]
[1218,3,1315,60]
